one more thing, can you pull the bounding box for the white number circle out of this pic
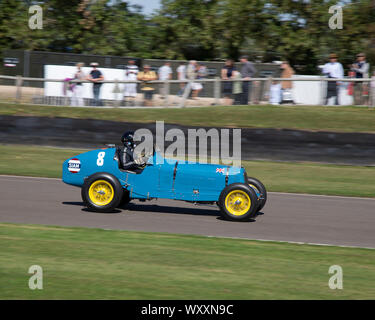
[97,152,105,166]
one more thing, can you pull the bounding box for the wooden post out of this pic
[179,81,192,108]
[15,75,23,103]
[370,78,375,107]
[214,77,220,105]
[164,80,170,107]
[113,79,120,107]
[264,77,272,104]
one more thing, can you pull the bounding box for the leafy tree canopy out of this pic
[0,0,373,74]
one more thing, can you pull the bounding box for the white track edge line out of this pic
[204,235,375,250]
[0,174,61,181]
[1,174,374,201]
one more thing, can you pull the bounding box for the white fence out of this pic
[0,73,374,108]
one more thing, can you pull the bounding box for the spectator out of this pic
[71,62,85,107]
[137,65,158,106]
[280,61,295,104]
[186,60,196,80]
[239,55,257,105]
[87,62,104,106]
[177,62,187,96]
[63,77,74,99]
[158,62,172,99]
[195,63,207,97]
[124,60,139,106]
[351,53,370,105]
[187,60,202,99]
[232,70,243,105]
[321,53,343,105]
[347,69,356,97]
[221,59,235,105]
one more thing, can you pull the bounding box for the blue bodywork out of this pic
[62,148,247,202]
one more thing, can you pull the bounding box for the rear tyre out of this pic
[81,173,123,212]
[247,177,267,212]
[218,183,258,221]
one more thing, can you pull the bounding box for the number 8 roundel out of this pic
[97,152,105,166]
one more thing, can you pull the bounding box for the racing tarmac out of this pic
[1,175,374,248]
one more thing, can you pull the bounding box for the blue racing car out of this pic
[62,139,267,221]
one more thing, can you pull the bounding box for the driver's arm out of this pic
[121,148,136,170]
[121,148,146,170]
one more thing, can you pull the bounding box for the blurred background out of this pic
[1,1,375,301]
[0,0,374,107]
[1,0,374,69]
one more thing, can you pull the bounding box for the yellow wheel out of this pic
[88,180,114,206]
[225,190,251,216]
[219,183,257,221]
[82,173,123,212]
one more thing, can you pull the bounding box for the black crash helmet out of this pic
[121,131,135,146]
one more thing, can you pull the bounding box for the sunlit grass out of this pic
[1,144,374,197]
[1,103,375,132]
[0,223,374,299]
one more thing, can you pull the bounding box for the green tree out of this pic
[0,0,373,74]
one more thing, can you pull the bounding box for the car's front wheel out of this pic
[218,183,258,221]
[247,177,267,212]
[81,173,123,212]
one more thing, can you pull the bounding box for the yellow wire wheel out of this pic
[88,180,115,206]
[82,173,123,212]
[225,190,251,216]
[219,183,258,221]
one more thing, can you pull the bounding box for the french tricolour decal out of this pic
[68,158,81,173]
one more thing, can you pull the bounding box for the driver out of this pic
[119,131,147,172]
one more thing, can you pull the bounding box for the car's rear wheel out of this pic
[247,177,267,212]
[82,173,123,212]
[218,183,258,221]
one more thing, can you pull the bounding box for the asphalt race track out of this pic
[1,175,374,248]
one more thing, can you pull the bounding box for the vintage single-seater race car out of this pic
[62,146,267,221]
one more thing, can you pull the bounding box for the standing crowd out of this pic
[320,52,371,106]
[67,53,373,107]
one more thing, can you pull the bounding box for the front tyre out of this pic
[81,173,123,212]
[218,183,258,221]
[247,177,267,212]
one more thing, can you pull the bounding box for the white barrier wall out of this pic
[44,65,126,100]
[292,75,354,105]
[44,65,355,105]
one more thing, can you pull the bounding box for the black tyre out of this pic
[118,190,131,208]
[247,177,267,212]
[218,183,258,221]
[81,172,123,212]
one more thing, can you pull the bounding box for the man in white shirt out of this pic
[322,53,344,105]
[158,62,172,99]
[176,62,186,96]
[124,60,139,105]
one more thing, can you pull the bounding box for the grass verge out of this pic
[0,144,374,198]
[1,103,375,133]
[0,223,374,299]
